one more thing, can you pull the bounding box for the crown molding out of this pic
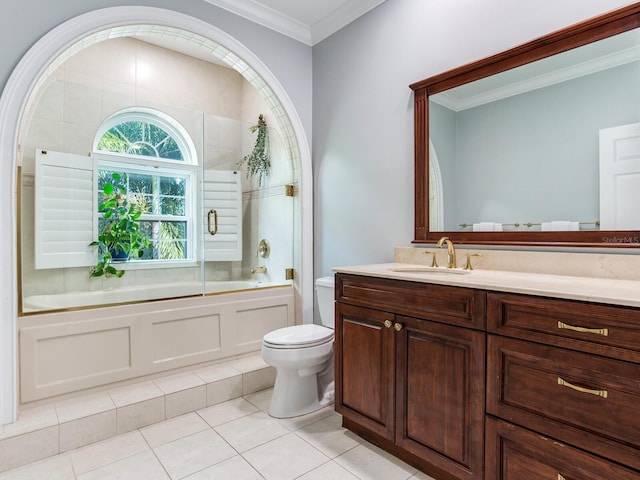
[204,0,386,46]
[311,0,386,45]
[204,0,312,44]
[432,47,640,112]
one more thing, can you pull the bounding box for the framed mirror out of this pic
[411,3,640,247]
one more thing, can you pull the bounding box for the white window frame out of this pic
[95,156,199,266]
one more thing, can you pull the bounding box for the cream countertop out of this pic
[333,263,640,308]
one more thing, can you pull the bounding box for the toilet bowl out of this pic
[261,276,335,418]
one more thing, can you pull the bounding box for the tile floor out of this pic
[0,388,436,480]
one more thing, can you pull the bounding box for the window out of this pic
[34,108,243,270]
[94,108,197,263]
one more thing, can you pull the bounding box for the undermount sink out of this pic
[388,266,471,275]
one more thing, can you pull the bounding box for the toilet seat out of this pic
[263,324,333,349]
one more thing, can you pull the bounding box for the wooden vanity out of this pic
[334,269,640,480]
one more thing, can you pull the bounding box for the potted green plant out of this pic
[89,172,150,278]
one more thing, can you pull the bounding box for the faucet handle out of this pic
[430,252,438,268]
[463,253,481,271]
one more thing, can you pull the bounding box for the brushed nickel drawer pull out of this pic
[558,377,608,398]
[384,320,393,329]
[394,322,403,332]
[558,321,608,336]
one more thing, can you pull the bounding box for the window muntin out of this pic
[94,108,198,266]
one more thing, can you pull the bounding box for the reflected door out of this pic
[599,123,640,230]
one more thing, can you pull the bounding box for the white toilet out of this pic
[261,276,335,418]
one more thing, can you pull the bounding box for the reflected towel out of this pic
[473,222,503,231]
[541,221,580,231]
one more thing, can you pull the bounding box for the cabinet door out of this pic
[486,417,640,480]
[395,315,485,480]
[335,303,395,440]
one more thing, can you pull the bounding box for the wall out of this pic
[312,0,638,276]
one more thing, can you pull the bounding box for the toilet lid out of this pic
[263,324,333,348]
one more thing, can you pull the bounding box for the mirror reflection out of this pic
[428,27,640,234]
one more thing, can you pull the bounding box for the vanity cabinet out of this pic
[335,274,486,480]
[486,292,640,478]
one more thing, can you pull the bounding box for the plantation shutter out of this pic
[34,149,96,269]
[203,170,242,261]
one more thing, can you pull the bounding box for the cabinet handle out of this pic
[558,475,566,480]
[384,320,393,329]
[557,321,608,336]
[394,323,403,332]
[558,377,608,399]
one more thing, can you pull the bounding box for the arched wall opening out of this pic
[0,6,313,425]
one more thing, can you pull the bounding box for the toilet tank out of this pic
[315,276,335,329]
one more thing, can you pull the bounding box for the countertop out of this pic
[333,263,640,308]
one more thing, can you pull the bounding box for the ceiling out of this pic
[204,0,386,45]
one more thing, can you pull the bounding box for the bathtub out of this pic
[22,280,288,313]
[19,281,295,402]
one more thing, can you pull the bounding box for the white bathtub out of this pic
[19,281,295,402]
[22,280,288,312]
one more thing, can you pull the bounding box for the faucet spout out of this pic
[251,265,267,274]
[436,236,457,268]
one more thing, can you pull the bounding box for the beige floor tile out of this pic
[56,393,115,423]
[294,412,360,458]
[0,426,59,473]
[154,429,236,479]
[70,430,149,474]
[197,398,258,428]
[242,367,276,395]
[276,406,334,432]
[242,433,330,480]
[206,376,243,406]
[140,412,209,448]
[227,355,268,373]
[193,364,242,383]
[214,412,289,453]
[296,461,360,480]
[153,372,205,395]
[0,453,74,480]
[59,410,117,452]
[243,387,273,411]
[108,381,164,407]
[116,396,165,433]
[183,455,263,479]
[76,450,170,480]
[0,405,58,440]
[410,471,437,479]
[334,441,418,480]
[165,385,206,419]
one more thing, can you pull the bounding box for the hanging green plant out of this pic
[238,114,271,187]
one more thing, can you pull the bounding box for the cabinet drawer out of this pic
[485,417,640,480]
[336,274,486,329]
[487,335,640,470]
[488,292,640,362]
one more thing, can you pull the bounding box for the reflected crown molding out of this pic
[432,46,640,112]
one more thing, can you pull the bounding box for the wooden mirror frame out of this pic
[411,3,640,248]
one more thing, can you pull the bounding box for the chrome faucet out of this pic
[436,236,457,268]
[250,265,267,274]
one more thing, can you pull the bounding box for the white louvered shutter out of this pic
[203,170,242,261]
[34,149,96,269]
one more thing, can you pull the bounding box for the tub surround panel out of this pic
[19,287,293,403]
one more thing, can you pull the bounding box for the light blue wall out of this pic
[432,62,640,229]
[0,0,313,147]
[312,0,637,276]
